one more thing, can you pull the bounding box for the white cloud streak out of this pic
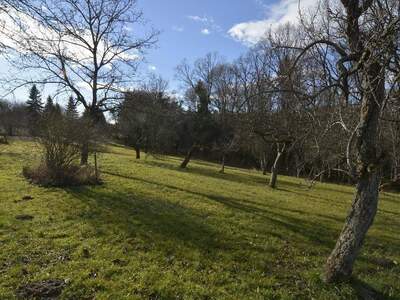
[0,8,140,64]
[228,0,317,45]
[187,15,209,23]
[187,15,222,35]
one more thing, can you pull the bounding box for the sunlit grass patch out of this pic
[0,139,399,299]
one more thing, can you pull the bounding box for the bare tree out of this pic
[290,0,400,282]
[176,53,223,168]
[1,0,158,164]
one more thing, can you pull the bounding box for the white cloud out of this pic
[228,0,317,44]
[187,15,209,23]
[0,8,140,64]
[201,28,210,35]
[187,15,222,34]
[148,65,157,71]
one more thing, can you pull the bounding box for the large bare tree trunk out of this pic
[180,146,196,169]
[324,63,384,283]
[270,144,285,189]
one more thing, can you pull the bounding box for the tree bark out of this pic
[80,143,89,165]
[80,108,97,166]
[262,153,268,175]
[324,63,384,283]
[180,146,196,169]
[94,151,99,182]
[270,144,285,189]
[219,153,225,173]
[135,147,141,159]
[7,125,13,137]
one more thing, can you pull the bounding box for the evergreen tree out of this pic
[43,96,55,115]
[54,103,62,116]
[26,85,43,115]
[26,85,43,136]
[66,96,78,119]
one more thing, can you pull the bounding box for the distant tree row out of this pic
[0,85,79,137]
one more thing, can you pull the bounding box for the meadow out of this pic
[0,139,399,299]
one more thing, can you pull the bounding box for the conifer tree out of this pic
[54,103,62,116]
[26,85,43,136]
[66,96,78,119]
[43,96,55,115]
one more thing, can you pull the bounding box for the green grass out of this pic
[0,139,399,299]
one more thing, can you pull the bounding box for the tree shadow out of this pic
[60,168,400,298]
[349,277,397,300]
[101,170,338,249]
[63,185,223,255]
[102,169,400,257]
[278,188,346,207]
[143,160,269,187]
[0,152,28,159]
[380,193,400,205]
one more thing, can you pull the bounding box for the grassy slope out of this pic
[0,140,399,300]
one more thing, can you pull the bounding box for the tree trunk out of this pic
[323,63,384,283]
[80,143,89,165]
[135,147,141,159]
[270,145,285,189]
[80,108,98,166]
[219,153,225,173]
[94,151,99,182]
[180,146,196,169]
[262,153,268,175]
[1,134,8,144]
[7,125,13,137]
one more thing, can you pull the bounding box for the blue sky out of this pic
[1,0,317,102]
[137,0,272,91]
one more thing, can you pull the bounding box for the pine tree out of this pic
[66,96,78,119]
[43,96,55,115]
[54,103,62,116]
[26,85,43,136]
[26,85,43,115]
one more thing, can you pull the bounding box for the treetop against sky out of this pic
[0,0,319,102]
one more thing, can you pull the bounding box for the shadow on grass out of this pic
[143,160,268,187]
[350,277,397,300]
[101,170,339,249]
[278,188,347,208]
[102,169,400,253]
[0,152,28,159]
[60,168,399,298]
[380,193,400,205]
[144,159,330,194]
[64,185,222,254]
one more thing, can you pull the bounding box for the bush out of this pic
[0,134,8,144]
[23,164,100,187]
[22,112,101,187]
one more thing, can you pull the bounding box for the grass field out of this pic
[0,139,399,299]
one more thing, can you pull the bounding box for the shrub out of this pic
[22,113,101,187]
[0,134,8,144]
[23,164,99,187]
